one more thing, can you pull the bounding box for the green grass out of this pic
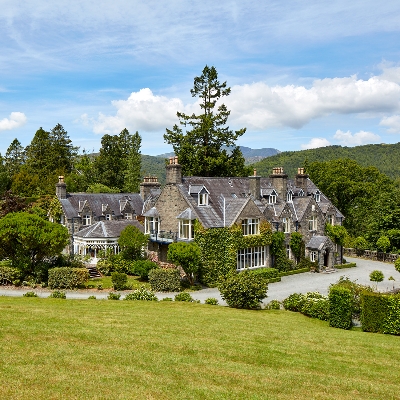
[85,275,150,290]
[0,297,399,399]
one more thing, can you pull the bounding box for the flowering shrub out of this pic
[124,287,158,301]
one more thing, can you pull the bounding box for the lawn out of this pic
[0,297,399,400]
[85,275,149,290]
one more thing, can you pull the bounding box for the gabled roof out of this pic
[306,235,331,251]
[74,220,144,239]
[142,207,160,218]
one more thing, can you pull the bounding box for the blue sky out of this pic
[1,1,400,156]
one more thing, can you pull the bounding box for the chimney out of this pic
[269,167,288,199]
[295,167,309,193]
[56,176,67,200]
[166,156,182,185]
[140,176,161,200]
[249,169,261,200]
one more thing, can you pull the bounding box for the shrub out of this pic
[329,286,352,329]
[124,287,158,301]
[49,290,66,299]
[266,300,281,310]
[218,270,268,309]
[283,293,305,312]
[118,225,149,260]
[370,270,384,288]
[108,292,121,300]
[250,268,280,280]
[133,260,158,280]
[205,297,219,305]
[296,257,318,271]
[361,292,389,333]
[395,258,400,273]
[97,284,103,290]
[148,268,181,292]
[48,267,89,289]
[174,292,195,302]
[111,272,128,291]
[88,295,96,300]
[23,291,38,297]
[301,293,330,321]
[279,268,309,276]
[97,256,135,276]
[0,265,22,285]
[335,262,356,269]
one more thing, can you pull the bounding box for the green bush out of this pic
[205,297,219,305]
[124,287,158,301]
[335,263,356,269]
[361,292,389,333]
[218,270,268,309]
[111,272,128,291]
[283,293,306,312]
[133,260,158,280]
[23,291,38,298]
[48,267,89,289]
[296,257,318,271]
[279,268,309,276]
[250,267,280,280]
[174,292,195,302]
[108,292,121,300]
[0,265,22,285]
[395,258,400,273]
[88,295,96,300]
[301,293,330,321]
[49,290,66,299]
[329,286,352,329]
[148,268,181,292]
[97,256,135,276]
[383,295,400,334]
[266,300,281,310]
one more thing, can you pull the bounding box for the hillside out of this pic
[141,154,166,185]
[252,143,400,180]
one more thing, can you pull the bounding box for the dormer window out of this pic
[287,191,293,202]
[198,192,209,206]
[145,216,159,234]
[124,213,133,220]
[242,218,260,236]
[105,214,111,221]
[179,219,194,240]
[327,214,334,225]
[83,214,91,225]
[269,194,276,204]
[314,191,320,202]
[298,189,304,197]
[283,217,291,233]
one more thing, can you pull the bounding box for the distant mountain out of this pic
[252,143,400,180]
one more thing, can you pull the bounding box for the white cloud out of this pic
[301,138,331,150]
[333,129,381,146]
[380,115,400,133]
[227,75,400,130]
[0,112,27,131]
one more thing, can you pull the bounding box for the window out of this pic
[237,246,267,270]
[287,192,293,202]
[283,217,290,233]
[286,244,291,258]
[269,194,276,204]
[242,218,260,235]
[327,214,334,225]
[124,213,133,220]
[198,192,209,206]
[179,219,194,240]
[83,214,91,225]
[105,214,111,221]
[310,251,317,262]
[315,192,320,202]
[145,217,159,234]
[308,215,317,231]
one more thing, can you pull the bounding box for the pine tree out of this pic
[4,138,25,178]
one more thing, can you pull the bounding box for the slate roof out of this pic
[74,220,144,238]
[60,193,144,219]
[306,235,330,250]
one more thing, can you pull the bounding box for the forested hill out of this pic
[252,143,400,180]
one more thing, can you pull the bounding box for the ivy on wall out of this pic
[194,220,272,286]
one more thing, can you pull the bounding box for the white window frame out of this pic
[287,192,293,202]
[105,214,111,221]
[269,194,276,204]
[315,192,320,202]
[124,213,133,220]
[179,219,194,240]
[242,218,260,236]
[283,217,290,233]
[145,216,159,234]
[83,214,91,225]
[327,214,334,226]
[310,251,317,262]
[198,192,209,206]
[309,215,317,231]
[237,246,267,271]
[286,244,291,258]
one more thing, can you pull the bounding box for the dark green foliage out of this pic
[164,65,250,177]
[395,258,400,273]
[335,262,357,269]
[132,260,158,280]
[354,236,369,251]
[174,292,195,302]
[283,293,306,312]
[218,270,268,309]
[376,236,391,253]
[107,292,121,300]
[111,272,128,291]
[97,254,135,275]
[204,297,219,305]
[325,224,348,246]
[0,265,21,285]
[295,257,318,271]
[279,267,310,276]
[361,292,390,333]
[329,286,353,329]
[88,295,97,300]
[49,290,66,299]
[161,297,173,301]
[250,267,280,280]
[48,267,90,289]
[140,155,166,185]
[300,295,330,321]
[148,268,181,292]
[270,231,294,272]
[4,138,26,178]
[118,225,148,261]
[289,232,304,262]
[23,291,38,298]
[167,242,201,285]
[266,300,281,310]
[0,190,29,218]
[124,287,158,301]
[370,270,384,286]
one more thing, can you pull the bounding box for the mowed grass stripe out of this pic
[0,297,399,400]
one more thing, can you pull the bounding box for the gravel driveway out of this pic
[1,257,399,306]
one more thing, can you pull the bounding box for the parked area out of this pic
[1,257,398,306]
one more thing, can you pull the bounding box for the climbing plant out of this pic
[289,232,304,263]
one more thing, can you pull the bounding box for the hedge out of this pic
[148,268,181,292]
[0,265,21,285]
[329,286,352,329]
[111,272,128,291]
[279,268,309,276]
[335,262,357,269]
[361,292,400,335]
[48,267,89,289]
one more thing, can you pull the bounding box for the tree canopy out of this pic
[164,65,250,177]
